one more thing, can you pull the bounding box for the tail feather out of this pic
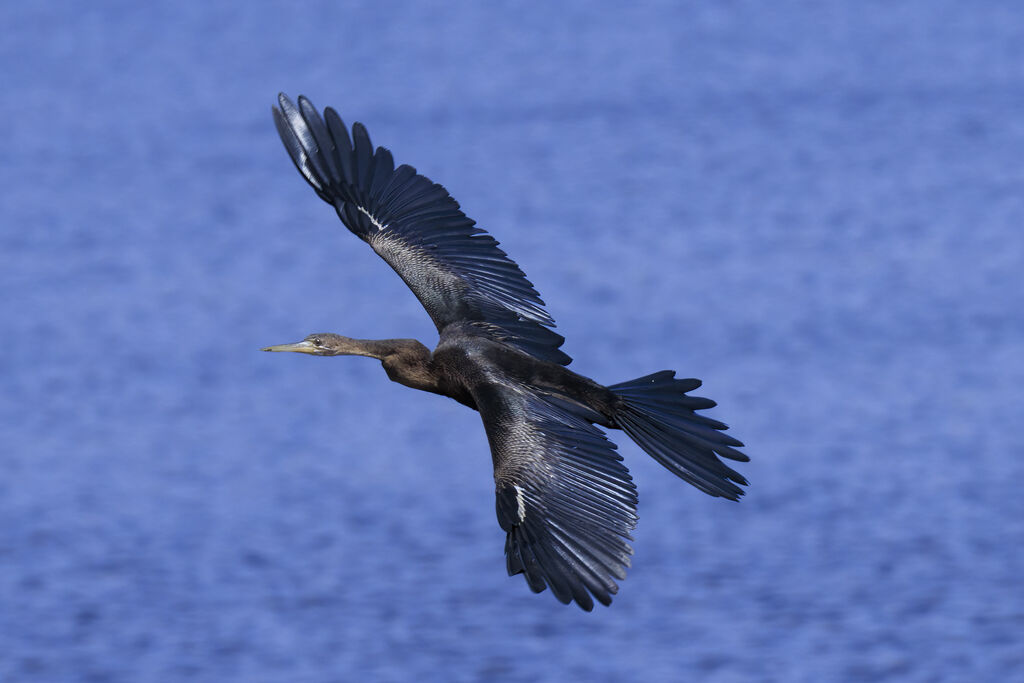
[610,371,749,501]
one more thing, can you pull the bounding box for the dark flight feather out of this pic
[476,384,637,611]
[273,94,570,365]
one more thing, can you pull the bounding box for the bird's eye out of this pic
[312,337,323,346]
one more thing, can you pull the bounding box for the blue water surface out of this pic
[2,1,1023,680]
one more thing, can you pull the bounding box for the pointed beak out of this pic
[262,340,317,354]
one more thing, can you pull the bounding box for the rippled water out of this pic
[3,1,1023,680]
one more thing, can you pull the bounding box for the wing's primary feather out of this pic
[273,93,570,365]
[473,383,638,611]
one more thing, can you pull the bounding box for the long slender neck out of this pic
[334,337,443,395]
[330,336,425,360]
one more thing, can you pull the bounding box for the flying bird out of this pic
[264,94,749,611]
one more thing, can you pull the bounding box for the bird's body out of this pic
[309,332,619,418]
[264,94,749,610]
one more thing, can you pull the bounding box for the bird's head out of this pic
[262,333,354,356]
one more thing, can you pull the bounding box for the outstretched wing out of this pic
[472,383,638,611]
[273,93,570,365]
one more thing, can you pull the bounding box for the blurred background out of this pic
[2,1,1023,680]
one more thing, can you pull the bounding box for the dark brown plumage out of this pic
[263,94,749,611]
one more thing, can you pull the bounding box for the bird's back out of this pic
[432,325,617,423]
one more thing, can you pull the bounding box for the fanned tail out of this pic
[609,371,749,501]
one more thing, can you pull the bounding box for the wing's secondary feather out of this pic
[273,93,569,365]
[474,384,638,611]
